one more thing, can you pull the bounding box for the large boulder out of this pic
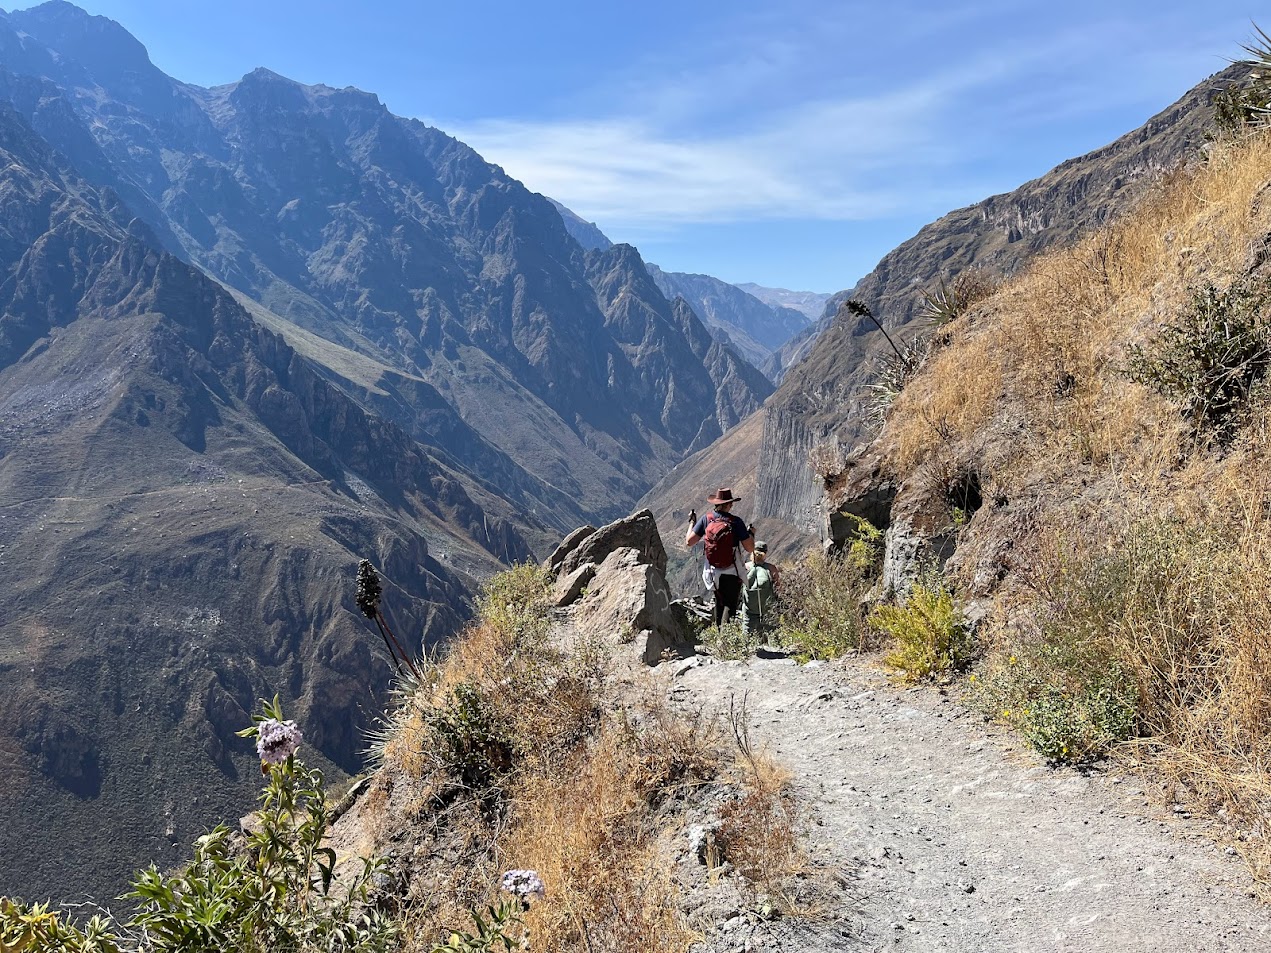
[545,524,597,576]
[560,509,667,579]
[552,562,597,607]
[573,547,688,664]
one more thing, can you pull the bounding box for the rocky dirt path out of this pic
[670,654,1271,952]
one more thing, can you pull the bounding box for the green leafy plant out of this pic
[128,697,394,952]
[0,899,120,953]
[775,551,870,662]
[871,581,970,681]
[430,899,526,952]
[1019,670,1137,763]
[2,699,394,953]
[840,513,884,573]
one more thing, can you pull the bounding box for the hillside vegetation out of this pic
[1,560,815,951]
[843,124,1271,888]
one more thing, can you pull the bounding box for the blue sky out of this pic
[11,1,1264,293]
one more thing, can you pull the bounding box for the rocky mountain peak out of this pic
[548,197,613,252]
[10,1,167,101]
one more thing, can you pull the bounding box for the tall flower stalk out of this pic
[356,559,423,681]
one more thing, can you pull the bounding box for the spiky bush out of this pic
[1126,280,1271,443]
[920,269,1000,327]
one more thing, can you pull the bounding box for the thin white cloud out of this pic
[447,54,1035,228]
[439,8,1245,234]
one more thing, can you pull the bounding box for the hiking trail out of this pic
[669,654,1271,952]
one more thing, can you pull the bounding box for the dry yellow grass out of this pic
[887,133,1271,485]
[356,564,811,951]
[875,130,1271,886]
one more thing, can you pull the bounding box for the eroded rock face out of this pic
[573,547,686,664]
[545,525,596,576]
[560,509,667,579]
[824,446,898,546]
[825,451,958,597]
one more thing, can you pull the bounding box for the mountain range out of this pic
[0,0,797,900]
[0,0,1241,907]
[548,197,823,373]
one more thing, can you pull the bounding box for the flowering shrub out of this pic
[1,698,394,953]
[429,870,542,952]
[499,870,545,903]
[256,716,303,766]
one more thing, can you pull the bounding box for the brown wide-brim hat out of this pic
[706,487,742,505]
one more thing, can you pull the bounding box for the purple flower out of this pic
[500,869,545,902]
[256,718,303,765]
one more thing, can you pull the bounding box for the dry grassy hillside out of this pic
[842,129,1271,886]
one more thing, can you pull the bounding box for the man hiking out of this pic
[742,541,780,642]
[685,487,754,627]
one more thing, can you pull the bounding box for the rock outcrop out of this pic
[545,524,596,575]
[552,510,690,664]
[558,508,667,580]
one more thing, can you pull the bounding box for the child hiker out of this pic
[742,541,780,642]
[685,487,754,627]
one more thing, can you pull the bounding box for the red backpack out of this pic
[703,513,736,568]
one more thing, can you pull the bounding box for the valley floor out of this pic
[669,655,1271,952]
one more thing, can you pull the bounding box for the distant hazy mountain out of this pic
[0,0,774,899]
[548,198,613,252]
[645,264,811,372]
[734,283,830,322]
[544,199,814,374]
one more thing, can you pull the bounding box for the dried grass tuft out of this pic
[880,129,1271,885]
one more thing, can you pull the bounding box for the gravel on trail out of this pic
[669,654,1271,953]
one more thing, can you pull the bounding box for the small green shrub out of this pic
[2,698,395,953]
[1019,670,1138,763]
[775,551,870,661]
[478,563,553,646]
[871,582,970,680]
[700,618,761,661]
[427,682,515,795]
[973,627,1138,764]
[840,513,883,573]
[1126,280,1271,442]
